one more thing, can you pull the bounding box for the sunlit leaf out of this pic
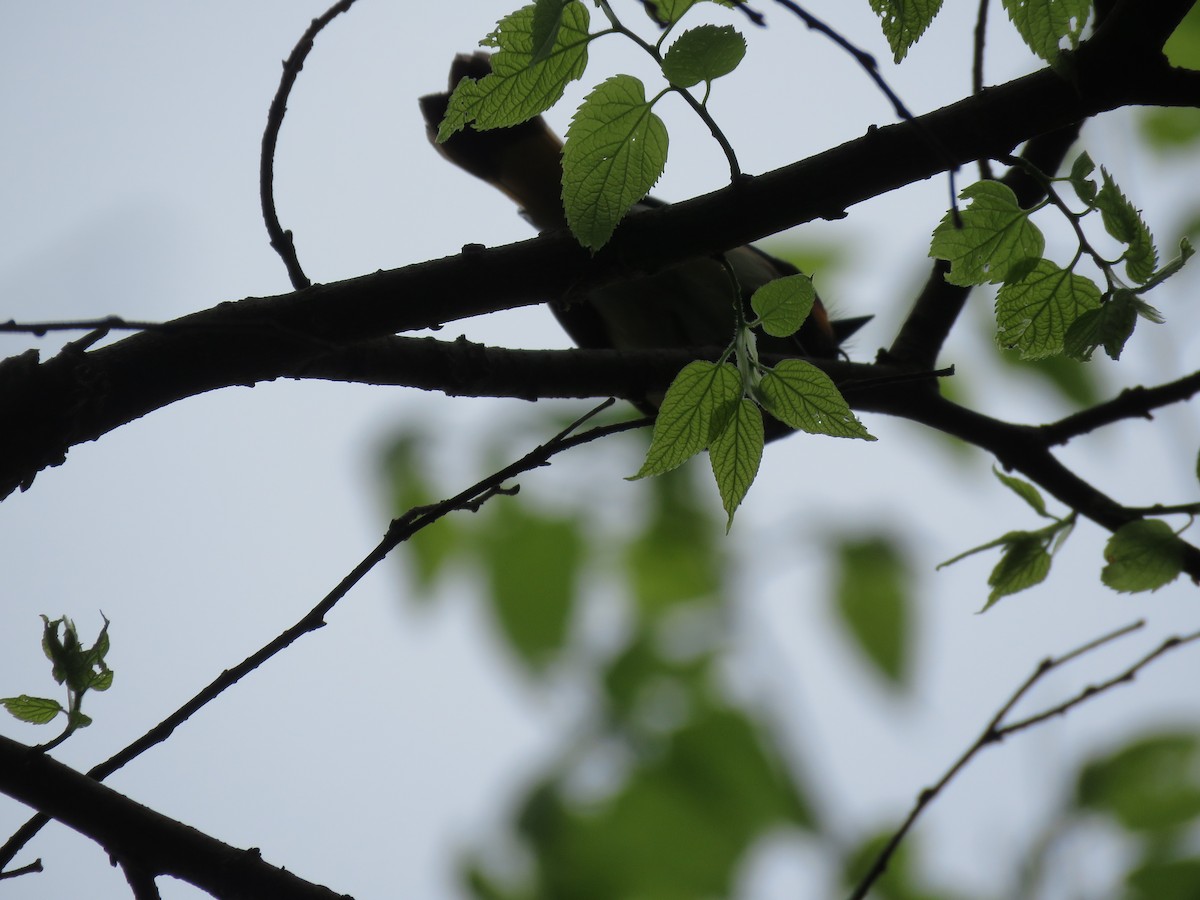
[930,181,1045,286]
[661,25,746,87]
[995,259,1102,359]
[563,75,668,249]
[1101,519,1185,593]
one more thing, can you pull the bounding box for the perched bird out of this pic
[419,53,867,409]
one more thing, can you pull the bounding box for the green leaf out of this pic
[1068,151,1097,206]
[562,75,668,250]
[749,273,816,338]
[1096,168,1158,283]
[480,502,582,671]
[708,398,764,528]
[930,181,1045,286]
[756,360,875,440]
[984,532,1052,610]
[993,467,1049,517]
[646,0,735,25]
[530,0,572,65]
[438,2,590,140]
[995,259,1102,359]
[1137,236,1194,293]
[833,536,911,686]
[1138,108,1200,151]
[1001,0,1090,62]
[869,0,946,62]
[626,470,723,616]
[382,436,460,595]
[89,668,114,692]
[1,695,64,725]
[1163,2,1200,70]
[1101,519,1185,593]
[632,361,741,479]
[661,25,746,88]
[1063,290,1138,361]
[1077,733,1200,831]
[1127,858,1200,900]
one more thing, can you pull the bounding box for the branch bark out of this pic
[1,8,1197,500]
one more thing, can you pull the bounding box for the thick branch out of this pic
[0,734,345,899]
[2,29,1198,498]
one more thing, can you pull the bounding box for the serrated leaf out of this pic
[1101,519,1185,593]
[633,361,741,479]
[869,0,945,62]
[1,695,64,725]
[995,259,1102,359]
[646,0,735,25]
[993,467,1049,517]
[984,533,1052,610]
[438,2,590,140]
[1138,236,1194,293]
[1069,151,1097,206]
[709,398,763,529]
[756,359,875,440]
[562,74,668,250]
[930,181,1045,286]
[1001,0,1090,62]
[481,502,582,671]
[833,536,911,686]
[530,0,572,64]
[1064,290,1138,361]
[661,25,746,88]
[1096,169,1158,282]
[750,274,816,338]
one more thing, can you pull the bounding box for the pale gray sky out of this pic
[2,3,1198,899]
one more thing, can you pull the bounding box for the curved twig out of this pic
[260,0,363,291]
[847,621,1200,900]
[0,403,644,875]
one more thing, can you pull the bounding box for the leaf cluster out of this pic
[2,614,114,749]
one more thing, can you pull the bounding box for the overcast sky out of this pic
[1,3,1198,899]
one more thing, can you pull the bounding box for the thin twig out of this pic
[0,407,646,874]
[770,0,914,121]
[846,620,1200,900]
[973,0,995,180]
[1040,369,1200,446]
[260,0,363,291]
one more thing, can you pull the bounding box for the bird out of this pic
[419,53,868,418]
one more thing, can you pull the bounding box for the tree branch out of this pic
[0,734,348,899]
[0,408,642,878]
[2,18,1198,499]
[847,621,1200,900]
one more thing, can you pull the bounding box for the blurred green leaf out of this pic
[998,352,1104,407]
[985,532,1052,609]
[511,706,810,900]
[382,436,461,595]
[1076,733,1200,831]
[625,468,723,617]
[1127,857,1200,900]
[1139,108,1200,151]
[480,502,583,671]
[844,829,961,900]
[993,468,1049,518]
[833,535,912,687]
